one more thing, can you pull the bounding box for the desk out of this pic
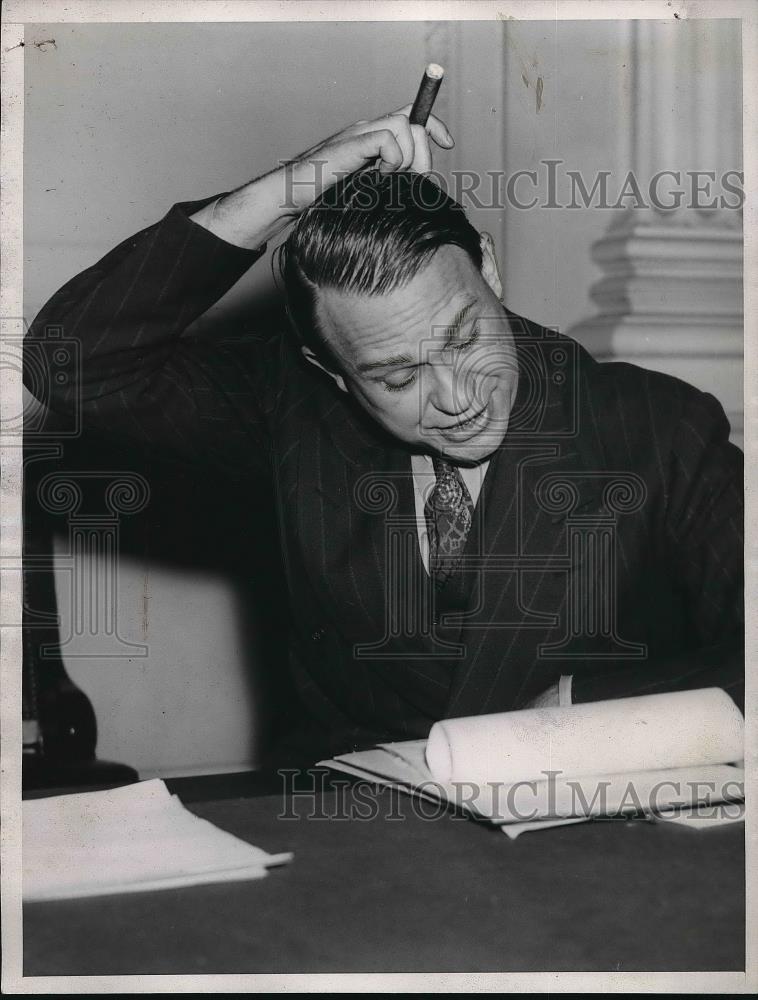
[23,769,745,974]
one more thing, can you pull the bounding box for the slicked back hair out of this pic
[281,169,483,368]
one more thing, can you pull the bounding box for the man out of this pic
[27,108,743,764]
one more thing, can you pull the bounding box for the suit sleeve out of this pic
[572,389,744,711]
[25,196,276,477]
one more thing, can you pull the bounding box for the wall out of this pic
[497,18,743,444]
[500,18,631,331]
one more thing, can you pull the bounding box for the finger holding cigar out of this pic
[376,64,451,174]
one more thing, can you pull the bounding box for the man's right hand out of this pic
[190,107,455,250]
[286,104,454,208]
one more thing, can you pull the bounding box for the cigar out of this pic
[409,63,445,126]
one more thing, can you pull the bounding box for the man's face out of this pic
[310,242,519,465]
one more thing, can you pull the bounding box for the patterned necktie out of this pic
[424,457,474,586]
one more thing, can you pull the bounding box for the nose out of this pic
[426,363,474,418]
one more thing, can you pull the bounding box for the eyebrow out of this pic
[441,300,477,346]
[358,353,414,374]
[357,300,477,375]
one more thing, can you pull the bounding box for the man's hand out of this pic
[191,106,454,249]
[286,104,454,208]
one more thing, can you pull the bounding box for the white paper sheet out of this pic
[321,751,743,821]
[23,779,292,901]
[653,801,746,829]
[318,689,745,836]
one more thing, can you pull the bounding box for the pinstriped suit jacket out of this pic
[27,197,744,760]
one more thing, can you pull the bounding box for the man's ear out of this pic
[479,231,503,301]
[301,345,348,393]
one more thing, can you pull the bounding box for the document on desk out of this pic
[318,688,745,838]
[23,779,292,902]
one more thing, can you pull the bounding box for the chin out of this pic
[438,438,500,466]
[437,422,509,465]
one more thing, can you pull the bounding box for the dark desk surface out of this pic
[23,769,745,975]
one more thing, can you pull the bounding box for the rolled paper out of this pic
[425,688,744,786]
[409,63,445,126]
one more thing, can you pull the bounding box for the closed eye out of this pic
[381,370,417,392]
[452,325,480,351]
[380,326,480,391]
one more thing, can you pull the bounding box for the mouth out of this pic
[437,403,489,440]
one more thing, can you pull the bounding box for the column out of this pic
[572,19,743,447]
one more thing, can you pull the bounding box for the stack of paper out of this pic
[23,779,292,901]
[319,688,745,838]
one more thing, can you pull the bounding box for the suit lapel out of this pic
[293,366,472,665]
[445,317,604,717]
[294,376,396,642]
